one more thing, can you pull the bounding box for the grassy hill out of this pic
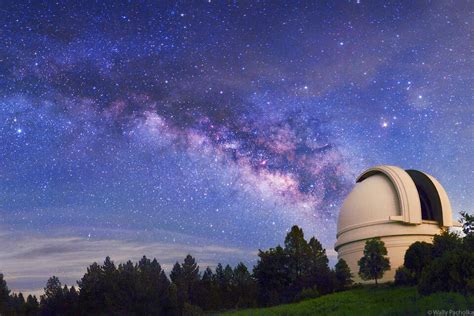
[223,286,474,315]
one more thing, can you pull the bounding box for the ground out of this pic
[222,286,474,315]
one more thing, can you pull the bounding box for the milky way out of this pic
[0,2,472,294]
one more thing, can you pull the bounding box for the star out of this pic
[0,1,470,296]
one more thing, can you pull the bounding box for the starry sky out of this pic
[0,1,472,295]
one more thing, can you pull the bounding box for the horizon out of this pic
[1,2,472,295]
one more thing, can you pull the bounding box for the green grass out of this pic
[222,286,474,316]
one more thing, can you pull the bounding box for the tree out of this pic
[460,211,474,236]
[404,241,433,282]
[170,261,186,310]
[253,245,291,306]
[64,286,79,315]
[182,254,200,305]
[418,248,474,295]
[196,267,219,310]
[41,276,64,314]
[232,262,257,308]
[394,266,416,286]
[306,237,333,294]
[358,238,390,285]
[284,225,309,281]
[0,273,10,314]
[25,294,39,314]
[9,292,26,315]
[335,259,353,290]
[460,211,474,251]
[78,261,107,314]
[432,230,462,258]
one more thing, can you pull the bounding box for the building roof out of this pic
[337,165,453,235]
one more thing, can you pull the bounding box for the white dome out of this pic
[338,173,400,233]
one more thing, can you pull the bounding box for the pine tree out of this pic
[197,267,219,310]
[41,276,64,314]
[170,261,186,310]
[78,262,106,313]
[284,225,309,280]
[0,273,10,314]
[307,236,333,294]
[182,254,200,305]
[358,238,390,285]
[232,262,256,308]
[335,259,353,290]
[25,294,39,314]
[253,245,290,306]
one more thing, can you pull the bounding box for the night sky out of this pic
[1,1,472,295]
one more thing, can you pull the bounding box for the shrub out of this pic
[418,249,474,295]
[394,266,416,286]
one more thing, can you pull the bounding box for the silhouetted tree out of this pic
[196,267,219,310]
[78,261,106,314]
[306,237,334,294]
[9,292,26,314]
[64,286,79,315]
[418,248,474,295]
[394,266,416,286]
[432,230,462,258]
[41,276,64,315]
[358,238,390,285]
[170,261,186,312]
[253,245,290,306]
[335,259,353,290]
[25,294,40,314]
[404,241,433,282]
[232,262,257,308]
[0,273,10,314]
[285,226,308,281]
[181,254,200,305]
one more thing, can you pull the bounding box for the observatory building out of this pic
[335,165,456,283]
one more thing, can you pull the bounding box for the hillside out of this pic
[223,286,474,315]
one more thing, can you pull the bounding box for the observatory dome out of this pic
[335,165,456,283]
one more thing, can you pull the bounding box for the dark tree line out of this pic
[0,225,352,315]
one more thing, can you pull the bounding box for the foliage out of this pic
[78,255,174,315]
[418,248,474,295]
[395,213,474,296]
[0,273,10,314]
[460,211,474,236]
[334,259,353,290]
[403,241,433,282]
[253,225,334,306]
[223,286,474,316]
[394,266,416,286]
[432,230,462,258]
[358,238,390,285]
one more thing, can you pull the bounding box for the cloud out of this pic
[0,229,256,297]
